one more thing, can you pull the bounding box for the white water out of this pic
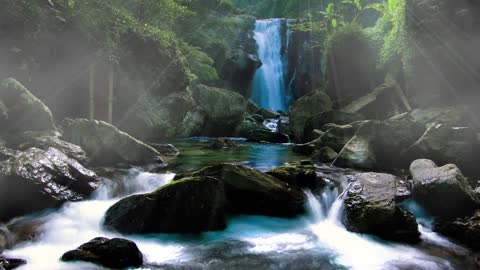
[251,19,290,112]
[4,169,471,270]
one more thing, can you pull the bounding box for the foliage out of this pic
[181,43,219,83]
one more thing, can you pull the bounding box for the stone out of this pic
[246,129,289,144]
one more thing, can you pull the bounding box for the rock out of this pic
[61,118,163,166]
[61,237,143,269]
[6,130,87,163]
[220,50,262,97]
[311,147,338,163]
[434,210,480,250]
[250,114,264,123]
[192,164,305,218]
[246,99,261,114]
[405,123,480,175]
[191,85,246,136]
[0,78,56,133]
[409,159,479,218]
[208,138,238,149]
[303,111,365,142]
[148,143,179,156]
[408,107,471,127]
[0,147,100,221]
[235,120,268,137]
[0,148,20,162]
[246,129,289,144]
[344,172,420,243]
[289,91,333,142]
[0,256,26,270]
[259,108,280,119]
[267,165,318,189]
[277,117,291,135]
[104,177,226,234]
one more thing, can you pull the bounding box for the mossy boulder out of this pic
[235,120,268,137]
[344,172,420,243]
[191,85,247,136]
[246,129,289,144]
[0,147,100,221]
[61,118,162,166]
[192,164,305,218]
[0,78,55,133]
[267,165,318,189]
[409,159,479,219]
[104,177,226,234]
[288,91,333,142]
[61,237,143,269]
[246,99,261,114]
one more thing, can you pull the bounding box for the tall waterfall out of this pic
[251,19,290,112]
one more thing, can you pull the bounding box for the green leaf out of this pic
[332,18,338,28]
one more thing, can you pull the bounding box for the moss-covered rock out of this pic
[0,78,55,133]
[61,118,162,166]
[246,99,261,114]
[0,147,100,222]
[246,129,289,144]
[344,172,420,243]
[192,164,305,217]
[267,165,318,189]
[103,177,226,234]
[409,159,479,219]
[191,85,247,136]
[288,91,333,142]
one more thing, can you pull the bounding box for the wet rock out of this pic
[246,129,289,144]
[289,91,333,142]
[259,108,280,119]
[434,210,480,250]
[0,78,55,133]
[62,118,163,166]
[0,148,20,162]
[311,147,338,163]
[191,85,246,137]
[267,164,318,189]
[277,117,291,135]
[0,147,100,221]
[409,159,479,219]
[236,120,268,137]
[148,143,179,156]
[104,177,226,234]
[208,138,239,149]
[344,172,420,243]
[250,114,264,123]
[0,256,26,270]
[61,237,143,269]
[192,164,305,218]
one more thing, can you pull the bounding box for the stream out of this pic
[3,139,476,270]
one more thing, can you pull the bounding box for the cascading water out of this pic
[251,19,290,112]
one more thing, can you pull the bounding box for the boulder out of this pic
[61,118,163,166]
[246,129,289,144]
[409,159,479,219]
[267,164,318,189]
[0,78,56,133]
[311,147,338,163]
[104,177,226,234]
[407,107,471,127]
[259,108,280,119]
[6,130,87,163]
[344,172,420,243]
[246,99,261,114]
[192,164,305,217]
[0,256,26,270]
[288,91,333,142]
[0,147,99,221]
[208,138,239,149]
[191,85,246,136]
[250,114,264,123]
[220,50,262,97]
[61,237,143,269]
[235,120,268,137]
[303,111,365,142]
[147,143,179,156]
[0,148,20,162]
[405,123,480,175]
[434,210,480,250]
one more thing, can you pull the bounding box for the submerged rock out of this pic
[246,129,289,144]
[104,177,226,234]
[344,172,420,243]
[409,159,479,219]
[61,237,143,269]
[148,143,180,156]
[0,78,55,133]
[62,118,162,166]
[208,138,239,149]
[192,164,305,218]
[267,164,318,189]
[0,147,99,221]
[434,210,480,250]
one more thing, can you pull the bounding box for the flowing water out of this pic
[251,19,291,112]
[3,141,477,270]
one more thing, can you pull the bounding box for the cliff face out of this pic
[406,0,480,112]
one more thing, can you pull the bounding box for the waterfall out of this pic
[251,19,290,112]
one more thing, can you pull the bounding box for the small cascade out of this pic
[251,19,291,112]
[262,118,279,132]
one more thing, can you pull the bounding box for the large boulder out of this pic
[235,120,268,137]
[220,50,262,97]
[104,177,226,234]
[61,237,143,269]
[0,147,100,221]
[191,85,246,136]
[0,78,55,133]
[61,118,163,166]
[267,164,318,189]
[344,172,420,243]
[192,164,305,217]
[409,159,479,219]
[288,91,333,142]
[246,129,289,144]
[434,210,480,250]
